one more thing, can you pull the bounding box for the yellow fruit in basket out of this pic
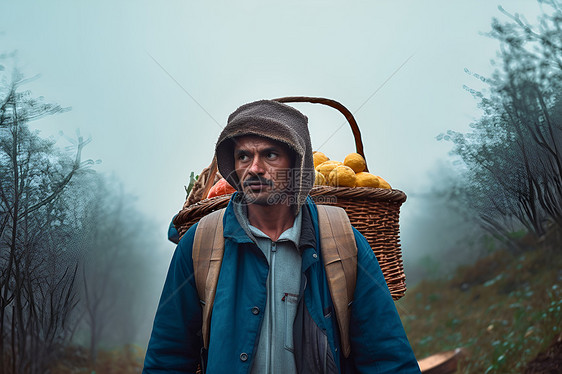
[328,165,356,187]
[376,176,392,189]
[314,170,327,185]
[355,172,380,188]
[315,160,343,178]
[313,151,330,168]
[343,153,366,173]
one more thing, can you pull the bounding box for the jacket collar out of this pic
[298,197,317,252]
[223,193,254,244]
[223,193,318,252]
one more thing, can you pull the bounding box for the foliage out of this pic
[439,0,562,246]
[0,69,91,373]
[398,232,562,373]
[184,171,198,198]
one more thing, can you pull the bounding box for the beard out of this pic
[241,176,293,206]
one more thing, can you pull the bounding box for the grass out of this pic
[397,237,562,373]
[50,344,144,373]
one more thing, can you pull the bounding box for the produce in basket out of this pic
[207,178,236,199]
[376,175,391,189]
[314,170,327,185]
[355,172,380,188]
[312,151,330,168]
[315,152,392,188]
[328,165,356,187]
[343,152,366,173]
[316,160,343,179]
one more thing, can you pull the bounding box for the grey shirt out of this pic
[233,202,302,374]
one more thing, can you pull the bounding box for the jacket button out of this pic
[240,352,248,362]
[251,306,260,315]
[312,253,318,259]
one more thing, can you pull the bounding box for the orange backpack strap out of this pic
[192,208,226,350]
[316,204,358,359]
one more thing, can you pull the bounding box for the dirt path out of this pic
[525,333,562,374]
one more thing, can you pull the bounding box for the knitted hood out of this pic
[215,100,314,213]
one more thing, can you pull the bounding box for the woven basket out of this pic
[174,96,407,300]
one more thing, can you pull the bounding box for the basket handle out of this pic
[272,96,368,172]
[197,96,367,203]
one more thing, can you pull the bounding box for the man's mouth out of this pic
[249,185,267,192]
[243,178,273,192]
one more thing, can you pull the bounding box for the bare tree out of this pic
[0,71,89,373]
[439,1,562,248]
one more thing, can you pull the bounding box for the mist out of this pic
[1,0,560,372]
[399,161,484,284]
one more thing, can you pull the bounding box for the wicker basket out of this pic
[173,97,407,300]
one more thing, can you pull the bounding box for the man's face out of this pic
[233,135,293,205]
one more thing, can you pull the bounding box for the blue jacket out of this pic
[143,196,420,373]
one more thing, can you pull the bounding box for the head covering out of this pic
[215,99,314,213]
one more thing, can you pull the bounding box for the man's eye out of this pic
[266,152,278,160]
[238,154,249,161]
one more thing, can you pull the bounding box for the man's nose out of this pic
[248,156,265,174]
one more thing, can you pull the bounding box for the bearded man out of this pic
[143,100,420,374]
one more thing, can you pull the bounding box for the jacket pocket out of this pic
[283,292,299,352]
[293,300,339,374]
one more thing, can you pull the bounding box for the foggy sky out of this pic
[0,1,547,284]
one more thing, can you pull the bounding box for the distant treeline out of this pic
[0,69,155,373]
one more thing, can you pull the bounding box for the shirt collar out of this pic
[223,193,318,252]
[248,208,302,247]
